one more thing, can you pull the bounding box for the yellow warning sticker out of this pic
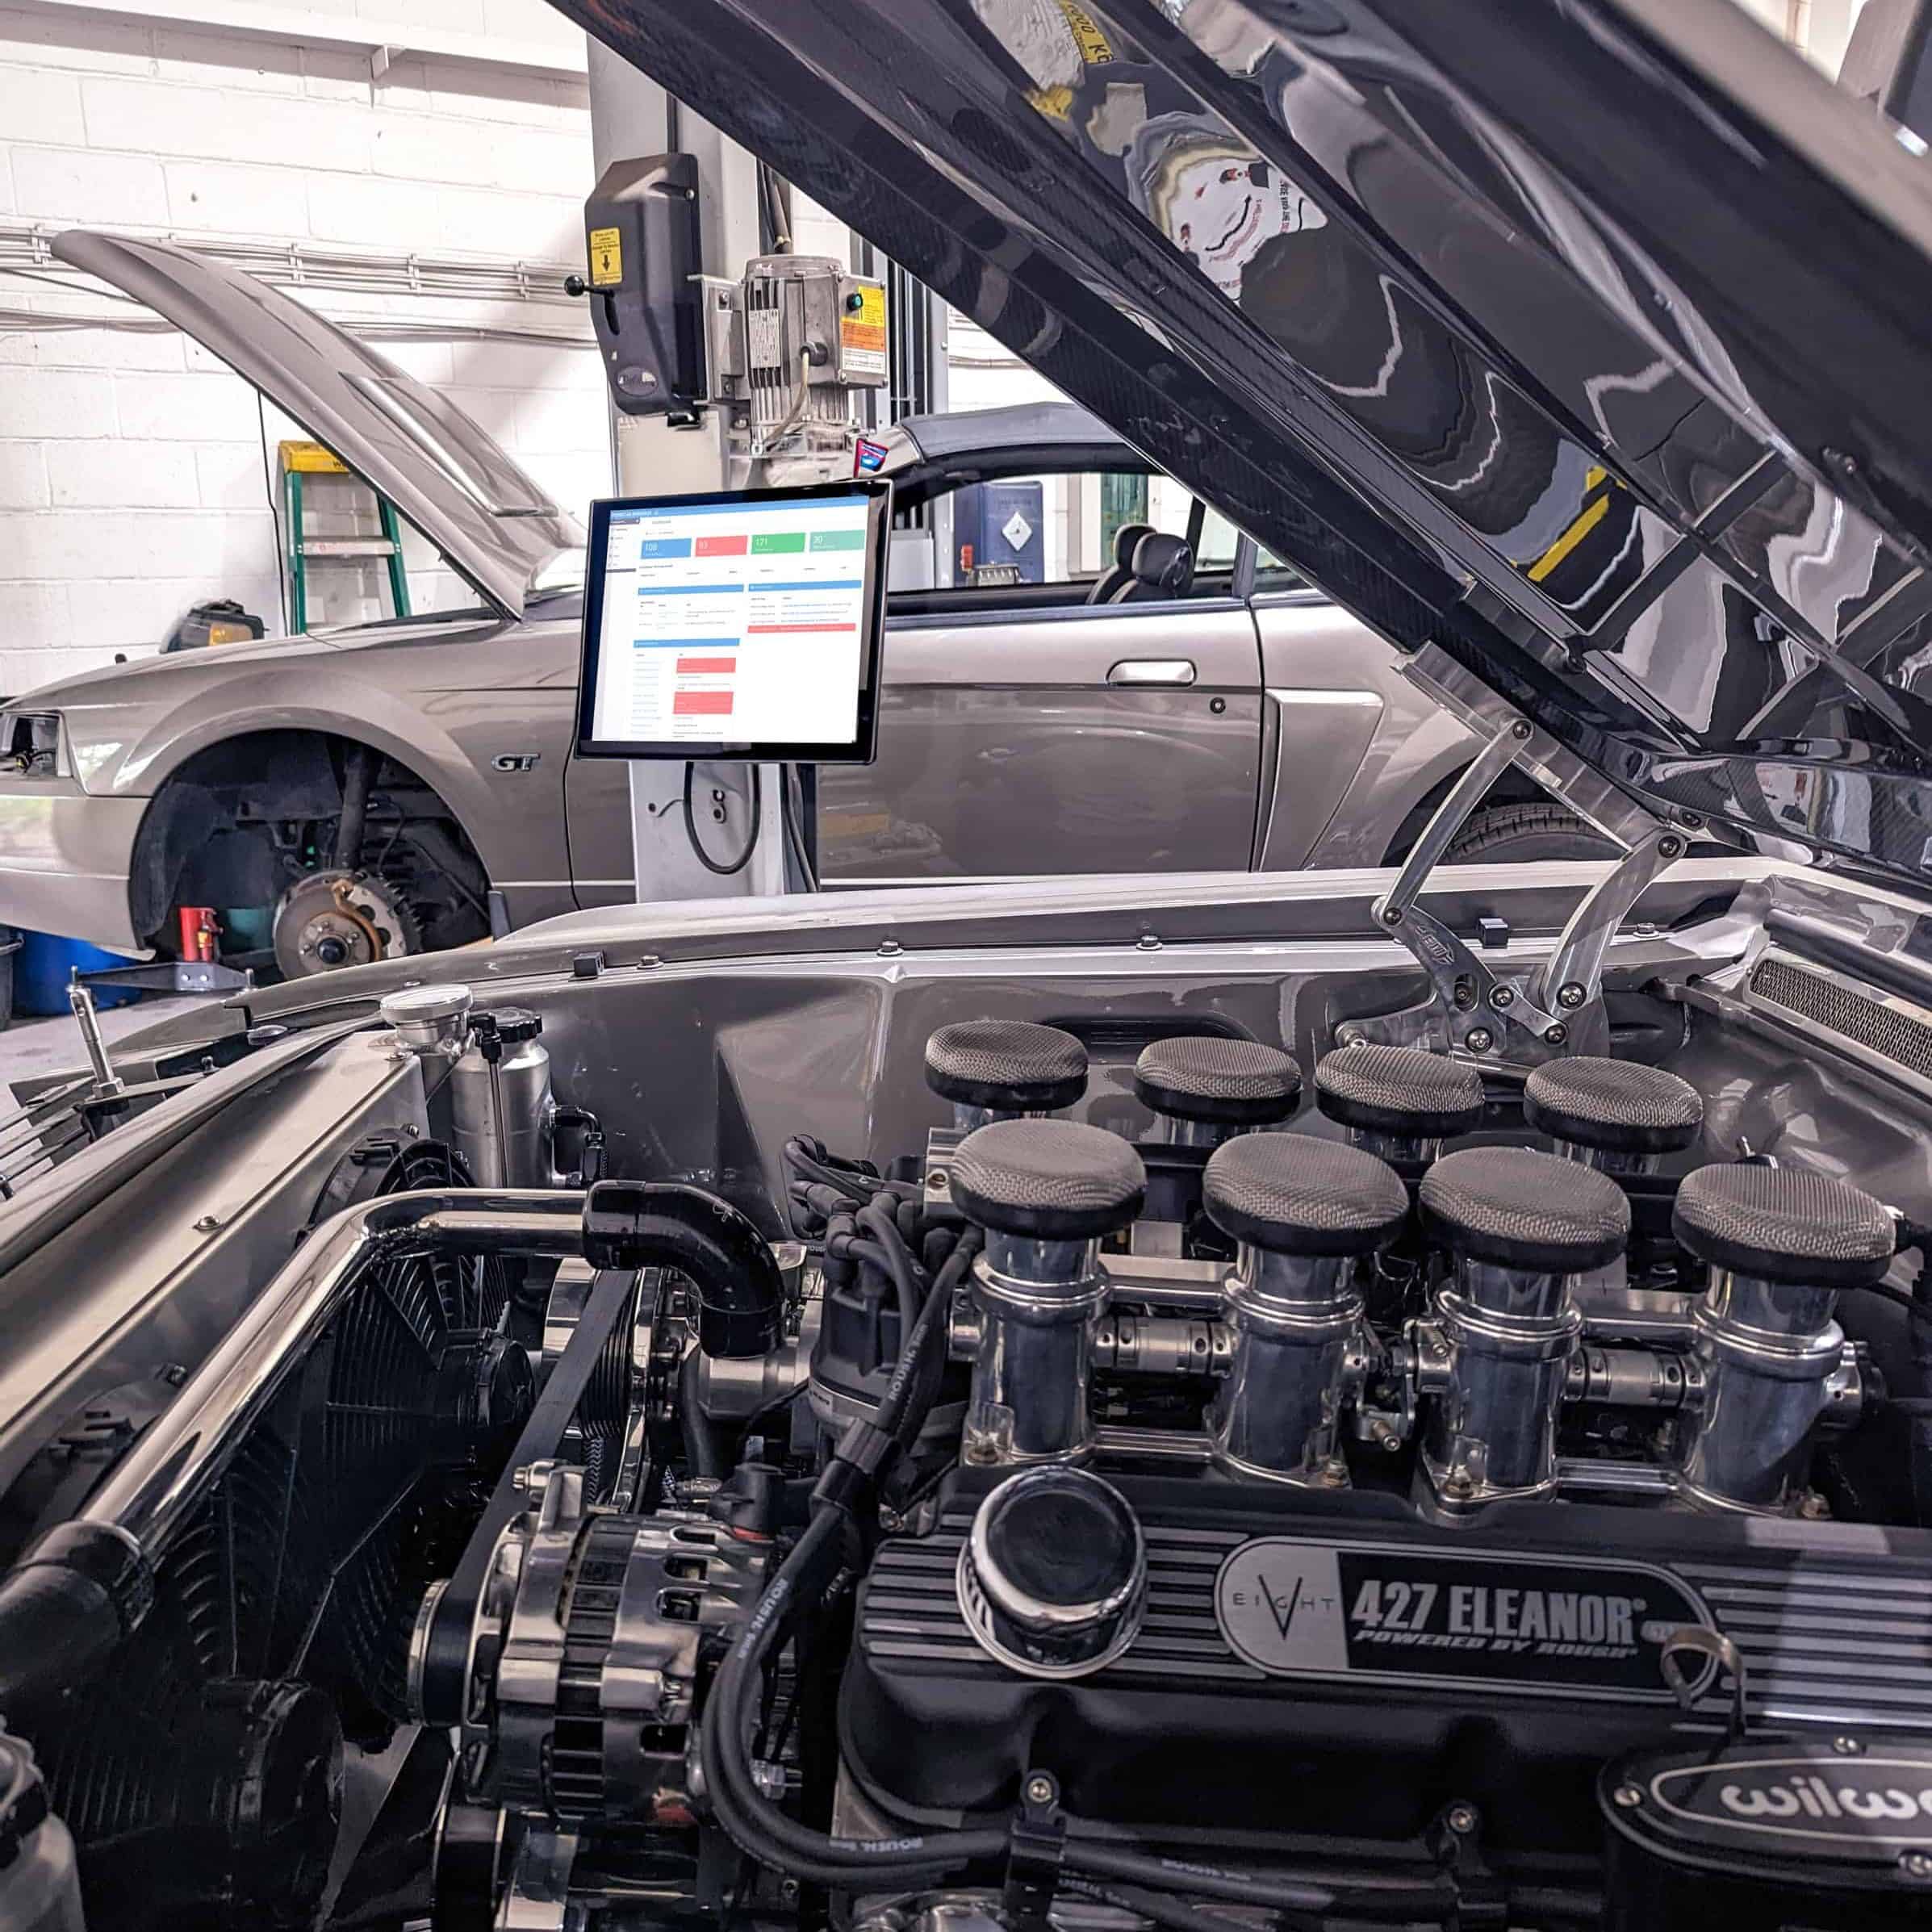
[840,282,888,376]
[588,225,623,289]
[1056,0,1113,65]
[280,439,349,475]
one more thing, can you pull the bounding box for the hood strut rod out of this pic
[1340,710,1684,1070]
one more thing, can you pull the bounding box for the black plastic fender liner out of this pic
[583,1179,784,1359]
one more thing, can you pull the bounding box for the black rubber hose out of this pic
[0,1521,148,1710]
[333,742,375,872]
[583,1180,784,1359]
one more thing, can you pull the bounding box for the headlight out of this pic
[0,710,65,779]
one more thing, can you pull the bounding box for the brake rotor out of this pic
[273,867,422,977]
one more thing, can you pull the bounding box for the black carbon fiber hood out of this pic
[551,0,1932,892]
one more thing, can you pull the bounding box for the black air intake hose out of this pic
[582,1180,784,1358]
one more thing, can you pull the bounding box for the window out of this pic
[934,469,1236,595]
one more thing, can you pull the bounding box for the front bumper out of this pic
[0,781,147,949]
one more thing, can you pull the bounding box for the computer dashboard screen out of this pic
[575,478,890,763]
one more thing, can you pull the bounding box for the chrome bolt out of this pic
[876,938,902,957]
[1380,905,1404,927]
[1137,933,1162,951]
[1833,1736,1863,1756]
[1370,1419,1400,1451]
[1509,720,1533,741]
[1489,986,1515,1010]
[1545,1022,1569,1047]
[1901,1851,1932,1880]
[1612,1784,1644,1810]
[1025,1774,1057,1809]
[1557,982,1587,1010]
[1464,1027,1493,1054]
[1445,1803,1479,1835]
[1442,1473,1474,1499]
[753,1761,788,1800]
[1318,1456,1349,1487]
[1658,834,1685,859]
[1800,1491,1830,1520]
[193,1214,221,1233]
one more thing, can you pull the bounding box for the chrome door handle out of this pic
[1106,659,1197,686]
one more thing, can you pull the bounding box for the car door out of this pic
[816,473,1263,881]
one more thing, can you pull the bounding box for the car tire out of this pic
[1443,801,1620,864]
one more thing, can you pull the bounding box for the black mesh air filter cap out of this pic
[950,1119,1145,1240]
[925,1020,1088,1112]
[1672,1161,1895,1287]
[1420,1145,1630,1271]
[1203,1133,1408,1257]
[1314,1043,1484,1139]
[1133,1035,1303,1127]
[1524,1056,1704,1155]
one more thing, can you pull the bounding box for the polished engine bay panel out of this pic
[2,861,1932,1930]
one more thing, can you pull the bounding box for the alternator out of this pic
[453,1465,765,1822]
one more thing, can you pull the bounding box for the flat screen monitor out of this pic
[575,478,890,763]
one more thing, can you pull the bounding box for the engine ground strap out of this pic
[1003,1771,1067,1932]
[416,1259,645,1727]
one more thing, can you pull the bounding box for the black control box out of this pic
[582,153,705,416]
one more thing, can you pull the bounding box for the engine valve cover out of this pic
[843,1470,1932,1854]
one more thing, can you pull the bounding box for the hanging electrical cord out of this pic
[683,763,762,876]
[781,765,819,891]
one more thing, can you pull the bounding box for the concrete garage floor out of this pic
[0,996,206,1092]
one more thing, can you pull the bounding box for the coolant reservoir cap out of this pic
[379,982,474,1054]
[957,1466,1147,1679]
[378,982,474,1027]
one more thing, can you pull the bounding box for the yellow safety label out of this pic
[1057,0,1114,64]
[841,282,887,358]
[280,440,349,475]
[588,226,623,289]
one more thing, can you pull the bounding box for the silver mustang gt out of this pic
[0,236,1603,975]
[0,2,1930,1930]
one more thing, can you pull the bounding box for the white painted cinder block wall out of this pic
[0,0,612,696]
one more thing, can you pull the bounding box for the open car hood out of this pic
[557,0,1932,888]
[52,231,583,620]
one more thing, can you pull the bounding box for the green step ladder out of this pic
[280,440,412,633]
